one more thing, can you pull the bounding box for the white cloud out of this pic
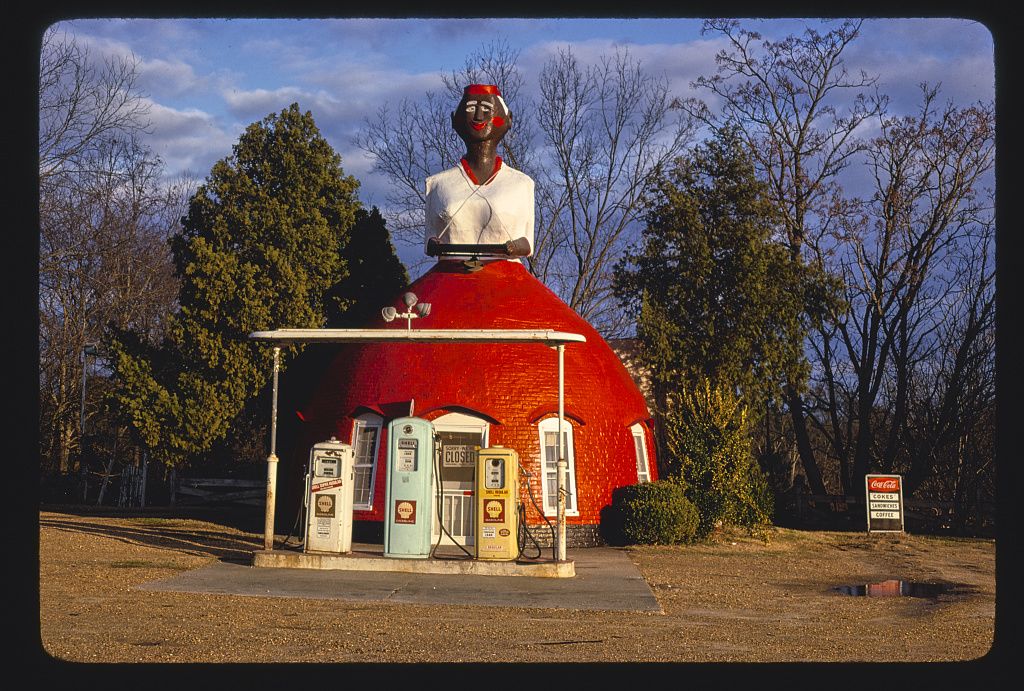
[221,86,323,119]
[46,29,201,99]
[310,67,442,101]
[49,16,995,234]
[144,100,237,180]
[135,56,202,98]
[219,69,443,142]
[871,54,995,113]
[513,36,728,105]
[844,19,994,113]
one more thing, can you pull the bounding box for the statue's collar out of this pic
[459,156,502,186]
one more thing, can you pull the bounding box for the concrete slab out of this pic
[134,546,662,613]
[251,544,574,577]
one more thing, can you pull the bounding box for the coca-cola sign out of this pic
[868,477,900,492]
[865,474,904,533]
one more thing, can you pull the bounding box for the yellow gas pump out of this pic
[475,446,519,560]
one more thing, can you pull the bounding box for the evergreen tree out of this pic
[614,127,837,423]
[326,206,408,327]
[108,103,362,468]
[614,128,831,535]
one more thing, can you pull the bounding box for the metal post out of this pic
[79,348,88,438]
[556,343,567,562]
[140,451,148,509]
[263,346,281,551]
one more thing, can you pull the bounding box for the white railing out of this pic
[440,489,475,543]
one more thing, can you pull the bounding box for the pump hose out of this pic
[516,502,543,560]
[277,500,305,549]
[430,440,474,560]
[519,462,557,562]
[515,468,542,560]
[278,462,309,549]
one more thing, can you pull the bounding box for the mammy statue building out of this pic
[288,85,657,547]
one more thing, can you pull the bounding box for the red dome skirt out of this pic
[294,259,657,525]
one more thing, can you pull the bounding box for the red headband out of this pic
[464,84,502,96]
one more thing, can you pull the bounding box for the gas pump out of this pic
[384,417,435,559]
[475,446,519,560]
[303,437,356,554]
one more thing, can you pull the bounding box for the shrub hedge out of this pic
[601,477,700,545]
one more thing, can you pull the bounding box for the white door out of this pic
[431,412,489,546]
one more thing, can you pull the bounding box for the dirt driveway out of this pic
[37,509,997,663]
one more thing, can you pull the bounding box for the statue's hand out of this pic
[504,237,531,257]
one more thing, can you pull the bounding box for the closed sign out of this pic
[443,444,477,468]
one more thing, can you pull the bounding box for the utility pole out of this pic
[79,343,98,438]
[78,342,98,503]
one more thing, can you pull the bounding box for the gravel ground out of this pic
[37,509,997,664]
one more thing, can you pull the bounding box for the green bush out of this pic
[664,380,774,539]
[604,477,700,545]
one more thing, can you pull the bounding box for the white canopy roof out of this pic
[248,328,586,344]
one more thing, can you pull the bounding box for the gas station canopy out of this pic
[249,327,586,563]
[249,328,586,344]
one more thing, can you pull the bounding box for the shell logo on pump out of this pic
[315,494,335,517]
[395,500,417,524]
[484,499,505,522]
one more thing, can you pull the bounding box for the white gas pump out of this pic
[303,437,356,554]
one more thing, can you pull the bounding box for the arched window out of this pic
[350,412,383,510]
[537,417,578,516]
[631,423,651,484]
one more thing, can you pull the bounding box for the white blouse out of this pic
[424,160,535,257]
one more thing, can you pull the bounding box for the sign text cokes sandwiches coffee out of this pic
[865,474,905,533]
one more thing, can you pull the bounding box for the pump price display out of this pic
[396,438,417,472]
[865,474,904,533]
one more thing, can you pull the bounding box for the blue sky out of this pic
[46,17,996,267]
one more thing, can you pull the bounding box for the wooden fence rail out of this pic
[794,492,995,526]
[170,474,265,507]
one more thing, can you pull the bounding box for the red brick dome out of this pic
[294,259,657,531]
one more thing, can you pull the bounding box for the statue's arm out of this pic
[424,176,440,252]
[504,176,534,257]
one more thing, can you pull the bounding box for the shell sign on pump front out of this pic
[484,498,505,523]
[865,474,904,533]
[394,500,417,525]
[314,493,336,518]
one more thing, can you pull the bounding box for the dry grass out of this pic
[38,510,996,663]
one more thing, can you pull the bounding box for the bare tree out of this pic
[538,47,694,335]
[38,28,188,476]
[356,41,692,336]
[687,19,887,493]
[39,27,151,184]
[909,217,994,527]
[806,86,994,497]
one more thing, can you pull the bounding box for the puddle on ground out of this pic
[832,579,977,598]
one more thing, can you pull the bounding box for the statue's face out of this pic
[452,93,510,145]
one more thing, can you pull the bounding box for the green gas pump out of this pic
[384,417,435,558]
